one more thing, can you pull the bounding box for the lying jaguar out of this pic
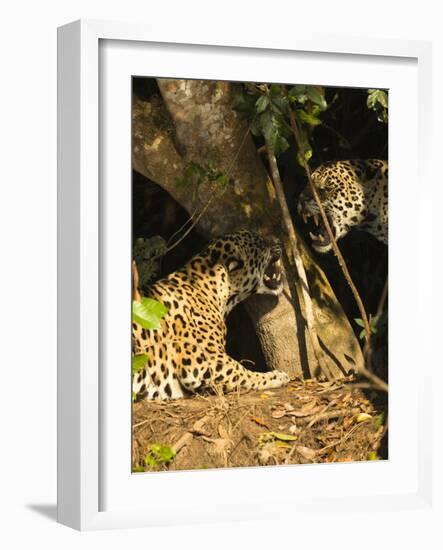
[132,230,290,400]
[297,159,388,253]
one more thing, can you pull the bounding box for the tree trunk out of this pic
[132,79,363,380]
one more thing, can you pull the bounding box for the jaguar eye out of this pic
[227,258,243,272]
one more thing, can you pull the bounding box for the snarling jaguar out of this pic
[297,159,388,253]
[132,230,290,400]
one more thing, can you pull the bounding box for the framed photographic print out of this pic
[57,19,433,531]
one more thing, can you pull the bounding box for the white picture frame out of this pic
[57,19,434,531]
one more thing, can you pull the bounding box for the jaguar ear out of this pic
[227,259,240,272]
[226,257,244,272]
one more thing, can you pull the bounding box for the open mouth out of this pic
[263,250,283,291]
[299,210,335,250]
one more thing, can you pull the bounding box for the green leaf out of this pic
[144,454,158,468]
[269,83,282,97]
[174,164,200,188]
[268,432,298,442]
[367,89,388,109]
[306,86,327,111]
[255,95,269,114]
[186,162,206,186]
[215,173,230,187]
[145,443,176,469]
[176,161,232,191]
[132,297,168,330]
[132,465,145,472]
[133,236,167,288]
[310,104,322,117]
[260,111,290,155]
[232,93,256,116]
[151,444,176,463]
[259,110,273,136]
[250,117,262,136]
[367,89,388,123]
[354,317,368,339]
[295,109,322,126]
[132,354,149,375]
[274,135,290,155]
[270,96,289,114]
[296,147,313,167]
[288,85,308,104]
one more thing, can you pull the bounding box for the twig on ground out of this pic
[172,414,213,454]
[132,418,153,430]
[306,400,337,429]
[317,421,367,455]
[300,407,362,427]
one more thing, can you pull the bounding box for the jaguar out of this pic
[297,159,388,253]
[132,230,290,400]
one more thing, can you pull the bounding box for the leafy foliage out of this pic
[354,312,387,340]
[133,235,167,289]
[367,89,388,123]
[233,82,329,162]
[288,84,328,112]
[144,443,176,470]
[259,110,292,155]
[132,300,165,401]
[234,84,291,154]
[233,81,388,170]
[132,353,149,375]
[131,258,167,402]
[132,297,168,330]
[175,161,233,190]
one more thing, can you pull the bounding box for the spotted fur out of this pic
[132,230,289,400]
[298,159,388,253]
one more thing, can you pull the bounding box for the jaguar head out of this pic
[297,163,366,253]
[205,230,284,310]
